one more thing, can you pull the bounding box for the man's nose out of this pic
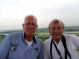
[29,24,32,27]
[54,28,59,32]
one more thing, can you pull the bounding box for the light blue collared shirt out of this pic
[0,32,44,59]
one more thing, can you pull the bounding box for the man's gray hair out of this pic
[49,19,64,28]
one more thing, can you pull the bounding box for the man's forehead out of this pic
[25,15,37,20]
[49,19,64,28]
[50,19,63,25]
[24,15,37,23]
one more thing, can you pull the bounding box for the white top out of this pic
[44,34,79,59]
[25,39,33,47]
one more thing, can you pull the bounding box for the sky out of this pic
[0,0,79,31]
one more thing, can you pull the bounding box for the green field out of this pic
[0,35,5,43]
[0,32,79,55]
[0,32,79,43]
[37,32,49,41]
[38,32,79,41]
[0,32,49,42]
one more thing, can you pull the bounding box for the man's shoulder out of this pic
[64,34,79,42]
[35,37,44,48]
[35,37,43,43]
[8,32,23,36]
[64,34,78,38]
[44,37,51,45]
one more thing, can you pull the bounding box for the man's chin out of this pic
[53,34,60,37]
[53,35,61,39]
[27,33,34,36]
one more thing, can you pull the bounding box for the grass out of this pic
[0,35,5,43]
[0,32,49,42]
[0,32,79,42]
[0,32,79,55]
[37,32,49,41]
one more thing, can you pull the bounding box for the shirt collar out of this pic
[23,32,36,44]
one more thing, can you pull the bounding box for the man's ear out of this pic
[22,24,24,28]
[36,25,38,29]
[48,26,51,33]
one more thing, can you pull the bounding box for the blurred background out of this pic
[0,0,79,42]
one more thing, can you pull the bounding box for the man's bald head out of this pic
[24,15,37,24]
[23,15,38,36]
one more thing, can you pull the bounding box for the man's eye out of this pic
[58,28,61,29]
[52,28,55,29]
[24,23,37,26]
[32,24,37,26]
[24,24,29,25]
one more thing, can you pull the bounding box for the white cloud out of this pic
[0,0,79,30]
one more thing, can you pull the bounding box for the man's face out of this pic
[23,16,38,36]
[49,22,64,40]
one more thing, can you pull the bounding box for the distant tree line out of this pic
[0,26,79,34]
[38,26,79,33]
[64,26,79,31]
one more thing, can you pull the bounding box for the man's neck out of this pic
[54,39,60,44]
[52,38,61,44]
[25,35,33,42]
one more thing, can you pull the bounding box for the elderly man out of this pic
[44,19,79,59]
[0,15,44,59]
